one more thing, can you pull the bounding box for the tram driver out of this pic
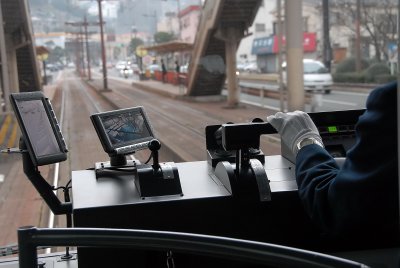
[267,82,399,247]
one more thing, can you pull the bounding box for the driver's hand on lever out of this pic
[266,110,323,157]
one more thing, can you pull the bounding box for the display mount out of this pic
[6,92,71,215]
[91,107,183,198]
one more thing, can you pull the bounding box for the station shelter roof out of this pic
[143,41,193,54]
[36,46,50,56]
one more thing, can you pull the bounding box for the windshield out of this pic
[0,0,398,261]
[304,61,329,74]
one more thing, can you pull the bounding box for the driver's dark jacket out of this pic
[295,82,398,245]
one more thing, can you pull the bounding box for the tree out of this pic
[129,37,144,56]
[48,46,65,64]
[153,32,175,44]
[114,46,122,59]
[330,0,397,61]
[45,40,56,50]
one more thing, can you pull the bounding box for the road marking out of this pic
[334,90,369,97]
[322,99,358,106]
[240,99,281,111]
[0,114,12,145]
[7,119,18,148]
[0,174,4,183]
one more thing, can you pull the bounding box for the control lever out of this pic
[249,159,271,202]
[212,122,274,202]
[134,139,183,198]
[148,139,161,170]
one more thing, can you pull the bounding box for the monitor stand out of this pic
[110,154,127,166]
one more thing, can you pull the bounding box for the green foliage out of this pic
[47,46,65,64]
[45,40,56,48]
[372,74,397,84]
[129,38,144,55]
[114,46,121,59]
[335,57,369,73]
[333,72,365,83]
[333,62,394,84]
[153,32,175,44]
[364,63,391,82]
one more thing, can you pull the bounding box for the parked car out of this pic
[115,61,128,70]
[236,62,246,72]
[282,59,333,94]
[243,62,260,73]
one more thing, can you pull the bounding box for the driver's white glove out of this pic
[267,111,323,156]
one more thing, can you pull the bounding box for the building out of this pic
[179,5,202,43]
[236,0,276,66]
[0,0,41,112]
[240,0,398,74]
[238,0,322,73]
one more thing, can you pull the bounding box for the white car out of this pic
[115,61,127,70]
[282,59,333,94]
[243,62,259,73]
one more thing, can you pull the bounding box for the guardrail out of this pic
[238,73,378,91]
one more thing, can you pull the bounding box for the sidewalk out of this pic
[132,79,188,99]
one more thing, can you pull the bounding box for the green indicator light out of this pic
[328,126,338,133]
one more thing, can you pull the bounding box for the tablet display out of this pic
[10,92,68,166]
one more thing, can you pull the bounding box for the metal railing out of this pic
[18,226,369,268]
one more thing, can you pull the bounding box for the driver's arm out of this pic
[267,82,398,243]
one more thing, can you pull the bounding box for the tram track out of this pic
[87,76,281,161]
[45,74,115,246]
[110,79,214,138]
[90,78,216,162]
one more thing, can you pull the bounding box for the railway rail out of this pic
[0,71,281,257]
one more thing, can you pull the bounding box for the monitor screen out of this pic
[10,92,68,166]
[91,107,155,156]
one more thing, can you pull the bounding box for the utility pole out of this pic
[84,16,92,80]
[176,0,182,40]
[80,0,113,89]
[80,26,86,77]
[276,0,285,112]
[98,0,108,90]
[143,10,158,43]
[66,31,85,76]
[355,0,362,72]
[162,0,181,40]
[322,0,332,71]
[285,0,304,111]
[65,19,99,81]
